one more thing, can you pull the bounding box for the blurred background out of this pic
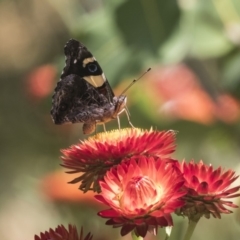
[1,0,240,239]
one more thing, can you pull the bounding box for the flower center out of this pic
[120,176,159,213]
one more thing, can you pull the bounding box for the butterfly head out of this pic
[113,95,127,117]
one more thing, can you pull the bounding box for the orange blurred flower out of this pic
[214,94,240,123]
[96,156,186,237]
[25,64,56,100]
[41,170,99,205]
[176,160,240,221]
[35,225,92,240]
[61,128,177,192]
[146,64,240,124]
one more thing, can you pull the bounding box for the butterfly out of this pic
[50,39,132,134]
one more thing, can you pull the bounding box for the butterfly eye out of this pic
[88,63,98,73]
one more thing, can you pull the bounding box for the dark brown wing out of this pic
[50,74,108,124]
[61,39,115,102]
[50,39,118,129]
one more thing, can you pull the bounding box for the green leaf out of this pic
[221,52,240,96]
[160,10,234,62]
[114,0,180,55]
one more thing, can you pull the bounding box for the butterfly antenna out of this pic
[119,68,151,96]
[117,68,151,130]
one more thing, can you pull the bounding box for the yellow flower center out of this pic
[88,128,146,143]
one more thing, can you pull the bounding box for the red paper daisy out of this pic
[61,128,176,192]
[176,160,240,221]
[35,225,92,240]
[95,156,186,237]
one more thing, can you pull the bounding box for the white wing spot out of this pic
[102,73,106,81]
[73,59,77,64]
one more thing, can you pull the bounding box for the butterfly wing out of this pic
[51,39,116,125]
[51,39,127,134]
[51,74,109,124]
[62,39,114,102]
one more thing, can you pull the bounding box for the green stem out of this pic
[131,231,143,240]
[182,219,200,240]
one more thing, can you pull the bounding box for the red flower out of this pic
[61,128,176,192]
[176,160,240,221]
[35,225,92,240]
[95,156,186,237]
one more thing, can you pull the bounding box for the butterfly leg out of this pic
[94,122,97,135]
[103,123,107,132]
[117,115,121,129]
[123,107,134,128]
